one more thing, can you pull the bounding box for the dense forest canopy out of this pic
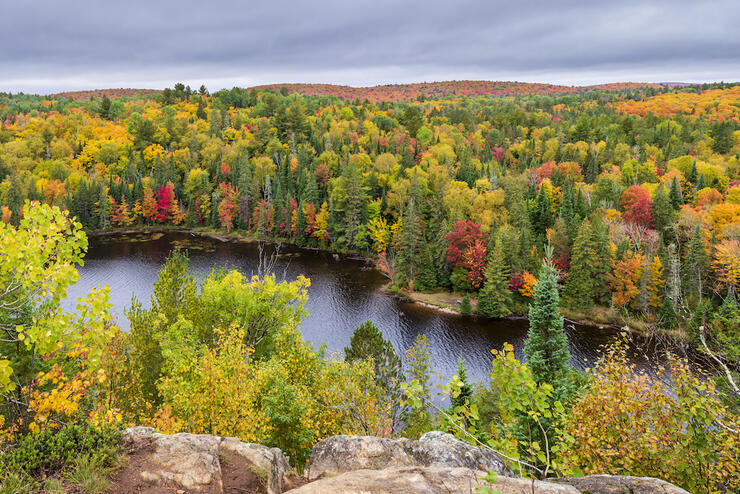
[1,81,740,492]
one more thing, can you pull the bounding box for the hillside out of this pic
[251,80,661,102]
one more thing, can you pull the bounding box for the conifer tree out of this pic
[476,238,513,318]
[669,177,682,209]
[459,294,472,315]
[345,321,402,394]
[564,219,595,307]
[524,259,572,386]
[683,225,708,301]
[652,184,674,232]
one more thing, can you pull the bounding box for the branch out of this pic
[698,326,739,396]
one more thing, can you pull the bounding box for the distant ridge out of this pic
[45,81,662,103]
[250,80,661,102]
[49,88,161,101]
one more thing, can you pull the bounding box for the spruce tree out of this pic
[524,260,572,386]
[476,238,513,318]
[564,219,595,307]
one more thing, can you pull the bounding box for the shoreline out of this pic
[88,226,679,338]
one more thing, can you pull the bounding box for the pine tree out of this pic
[476,238,513,318]
[345,321,402,393]
[524,260,572,386]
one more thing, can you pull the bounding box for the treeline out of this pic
[0,83,739,397]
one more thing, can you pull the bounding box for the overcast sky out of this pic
[1,0,738,94]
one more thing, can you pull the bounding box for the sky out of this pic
[1,0,738,94]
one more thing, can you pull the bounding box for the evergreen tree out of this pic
[683,225,708,301]
[476,238,513,318]
[395,199,422,287]
[524,260,572,386]
[344,321,402,393]
[651,184,674,232]
[669,177,682,210]
[450,356,472,410]
[564,219,596,307]
[459,294,472,315]
[687,160,698,184]
[344,321,403,430]
[659,295,677,329]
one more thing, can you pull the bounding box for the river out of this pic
[65,231,655,386]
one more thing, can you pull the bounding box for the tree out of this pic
[344,321,404,432]
[459,294,472,315]
[401,334,432,439]
[476,238,513,318]
[0,203,113,431]
[562,341,740,493]
[99,95,111,120]
[651,184,674,232]
[710,120,735,154]
[620,185,653,228]
[647,256,665,309]
[683,225,708,301]
[524,260,572,389]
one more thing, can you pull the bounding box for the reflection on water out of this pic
[65,232,654,386]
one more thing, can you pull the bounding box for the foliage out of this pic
[0,424,120,477]
[562,340,740,493]
[0,202,114,434]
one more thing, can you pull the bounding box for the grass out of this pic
[42,478,66,494]
[0,471,34,494]
[62,453,113,494]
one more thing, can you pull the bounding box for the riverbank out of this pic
[88,226,684,341]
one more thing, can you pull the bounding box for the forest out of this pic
[0,81,739,492]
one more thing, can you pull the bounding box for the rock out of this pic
[558,474,691,494]
[285,466,580,494]
[305,431,515,480]
[123,426,222,492]
[121,426,294,494]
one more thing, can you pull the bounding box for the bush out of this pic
[0,424,121,477]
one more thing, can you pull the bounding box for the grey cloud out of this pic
[1,0,738,93]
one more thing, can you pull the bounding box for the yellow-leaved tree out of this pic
[0,202,114,436]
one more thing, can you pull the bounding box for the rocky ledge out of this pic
[115,427,691,494]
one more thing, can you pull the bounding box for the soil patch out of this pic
[219,450,265,494]
[106,437,176,494]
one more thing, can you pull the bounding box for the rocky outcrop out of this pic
[115,429,692,494]
[305,431,515,480]
[557,474,692,494]
[287,466,581,494]
[121,427,293,494]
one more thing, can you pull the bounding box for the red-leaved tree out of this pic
[620,185,654,228]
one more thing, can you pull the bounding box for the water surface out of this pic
[66,232,651,386]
